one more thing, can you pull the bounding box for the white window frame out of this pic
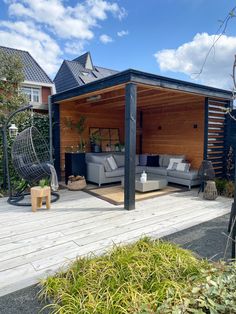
[21,85,42,104]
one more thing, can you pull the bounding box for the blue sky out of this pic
[0,0,236,89]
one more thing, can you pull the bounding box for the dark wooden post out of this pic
[124,83,137,210]
[203,97,209,160]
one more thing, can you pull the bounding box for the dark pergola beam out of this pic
[124,83,137,210]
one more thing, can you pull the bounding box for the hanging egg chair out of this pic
[10,126,59,206]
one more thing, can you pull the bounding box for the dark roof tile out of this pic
[0,46,53,84]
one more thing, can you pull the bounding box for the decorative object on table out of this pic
[140,170,147,183]
[65,152,86,184]
[115,143,120,152]
[67,175,87,191]
[203,180,218,200]
[30,185,51,212]
[198,160,215,194]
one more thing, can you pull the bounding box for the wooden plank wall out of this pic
[59,102,125,174]
[142,101,205,169]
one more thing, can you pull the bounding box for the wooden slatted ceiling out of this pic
[205,98,229,177]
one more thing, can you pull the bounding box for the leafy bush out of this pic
[40,238,210,313]
[157,263,236,313]
[225,180,235,198]
[215,178,227,195]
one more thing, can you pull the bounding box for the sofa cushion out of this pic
[136,166,147,174]
[113,154,125,167]
[139,154,148,166]
[146,166,167,176]
[136,155,139,166]
[167,170,199,180]
[105,167,124,178]
[176,162,190,172]
[90,154,112,172]
[146,155,160,167]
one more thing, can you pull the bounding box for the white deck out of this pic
[0,189,231,297]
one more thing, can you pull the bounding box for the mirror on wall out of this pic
[89,127,121,152]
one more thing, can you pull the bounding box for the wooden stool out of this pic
[31,186,51,212]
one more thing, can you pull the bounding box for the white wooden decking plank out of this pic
[0,198,215,259]
[0,201,223,271]
[0,210,125,247]
[0,205,204,268]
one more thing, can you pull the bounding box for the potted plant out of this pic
[90,133,102,153]
[76,116,86,152]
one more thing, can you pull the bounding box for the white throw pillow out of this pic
[176,162,190,172]
[106,156,118,170]
[167,158,183,170]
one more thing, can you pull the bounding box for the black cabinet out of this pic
[65,153,86,184]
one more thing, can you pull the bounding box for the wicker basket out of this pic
[67,175,87,191]
[203,180,218,200]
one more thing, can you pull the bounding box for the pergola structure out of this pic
[51,69,232,210]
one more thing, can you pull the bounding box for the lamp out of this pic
[9,124,18,138]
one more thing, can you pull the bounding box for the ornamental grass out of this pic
[40,237,210,313]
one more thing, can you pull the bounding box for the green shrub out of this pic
[158,263,236,313]
[215,178,227,195]
[40,238,210,314]
[225,180,235,198]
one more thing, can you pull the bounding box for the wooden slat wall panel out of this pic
[142,101,205,169]
[206,98,229,177]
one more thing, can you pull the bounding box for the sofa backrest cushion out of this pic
[90,154,112,172]
[113,154,125,167]
[139,154,148,166]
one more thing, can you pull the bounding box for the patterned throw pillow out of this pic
[167,158,183,170]
[176,162,190,172]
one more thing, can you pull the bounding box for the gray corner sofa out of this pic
[86,152,200,190]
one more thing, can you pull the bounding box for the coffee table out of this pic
[121,174,167,193]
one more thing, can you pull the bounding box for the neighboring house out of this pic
[54,52,118,93]
[0,46,55,111]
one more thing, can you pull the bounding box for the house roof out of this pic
[0,46,53,84]
[53,51,118,93]
[52,68,233,104]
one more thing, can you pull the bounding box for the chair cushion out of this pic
[105,167,124,178]
[146,166,167,176]
[167,170,199,180]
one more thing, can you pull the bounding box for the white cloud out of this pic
[0,0,127,76]
[154,32,236,89]
[0,21,62,75]
[99,34,113,44]
[117,30,129,37]
[7,0,126,40]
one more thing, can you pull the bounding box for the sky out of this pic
[0,0,236,90]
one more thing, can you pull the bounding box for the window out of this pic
[21,86,40,103]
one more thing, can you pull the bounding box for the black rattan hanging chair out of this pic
[198,160,215,194]
[10,126,59,205]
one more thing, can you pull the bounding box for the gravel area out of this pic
[0,214,232,314]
